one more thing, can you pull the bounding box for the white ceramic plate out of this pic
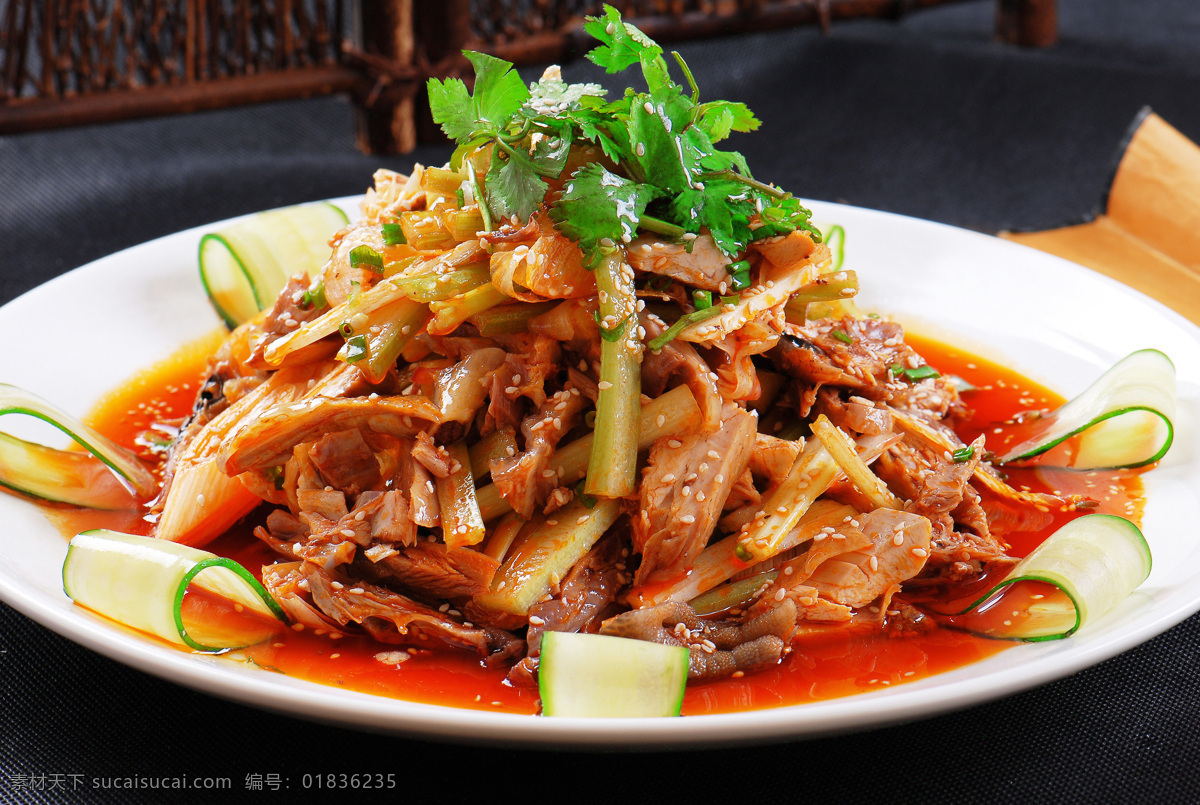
[0,199,1198,750]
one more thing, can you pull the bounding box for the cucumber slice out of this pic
[199,202,348,329]
[0,383,157,506]
[997,349,1175,469]
[954,514,1151,641]
[539,631,689,717]
[63,529,284,652]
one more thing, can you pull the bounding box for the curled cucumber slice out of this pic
[955,514,1151,641]
[199,202,348,329]
[997,349,1175,469]
[0,384,156,507]
[539,631,689,717]
[63,529,284,652]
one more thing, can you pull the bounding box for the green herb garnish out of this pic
[890,363,942,381]
[348,245,384,272]
[342,334,368,363]
[648,305,723,351]
[574,479,598,509]
[692,290,713,310]
[381,222,407,246]
[904,365,941,381]
[301,277,326,310]
[426,4,821,265]
[593,309,630,342]
[727,260,752,291]
[832,330,853,345]
[951,446,975,463]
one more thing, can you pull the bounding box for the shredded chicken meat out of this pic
[152,167,1099,694]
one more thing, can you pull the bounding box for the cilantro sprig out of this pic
[426,4,821,265]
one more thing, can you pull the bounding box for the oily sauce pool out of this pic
[44,328,1145,716]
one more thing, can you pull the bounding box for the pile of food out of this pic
[15,7,1172,716]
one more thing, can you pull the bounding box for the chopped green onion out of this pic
[593,310,629,343]
[455,187,466,208]
[891,363,940,381]
[300,277,326,310]
[349,244,384,272]
[951,446,975,463]
[692,290,713,310]
[638,215,687,239]
[727,260,751,291]
[832,330,853,344]
[647,306,723,351]
[341,334,368,363]
[574,479,598,509]
[381,223,407,246]
[904,365,940,381]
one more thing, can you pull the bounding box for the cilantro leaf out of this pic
[427,76,475,143]
[428,52,529,144]
[627,97,695,193]
[549,165,660,265]
[530,134,572,179]
[670,180,757,255]
[585,4,673,95]
[584,5,659,74]
[465,51,530,131]
[696,101,760,143]
[486,151,548,223]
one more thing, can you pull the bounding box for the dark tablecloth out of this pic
[2,1,1199,802]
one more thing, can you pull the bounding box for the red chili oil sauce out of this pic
[44,328,1145,716]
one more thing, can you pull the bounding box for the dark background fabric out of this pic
[2,1,1200,801]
